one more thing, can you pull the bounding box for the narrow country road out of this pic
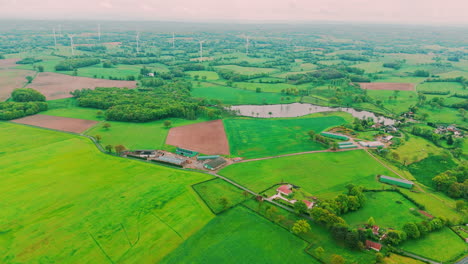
[400,251,441,264]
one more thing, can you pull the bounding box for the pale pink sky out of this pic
[1,0,467,24]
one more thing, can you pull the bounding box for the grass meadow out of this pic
[193,179,249,214]
[401,228,467,263]
[161,206,317,264]
[408,155,457,187]
[85,118,209,150]
[0,122,214,263]
[214,65,278,75]
[191,82,297,105]
[392,135,444,165]
[342,191,423,230]
[220,150,394,198]
[224,116,346,158]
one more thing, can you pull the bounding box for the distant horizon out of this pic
[1,0,467,26]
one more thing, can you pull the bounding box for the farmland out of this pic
[161,206,316,264]
[12,114,98,133]
[220,150,394,198]
[342,191,423,230]
[0,122,214,263]
[192,179,248,214]
[224,115,346,158]
[85,118,209,150]
[401,228,467,263]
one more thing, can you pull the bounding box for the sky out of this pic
[1,0,467,25]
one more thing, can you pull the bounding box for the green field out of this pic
[392,135,444,165]
[401,228,467,262]
[193,179,249,214]
[408,155,457,187]
[215,65,278,75]
[0,122,214,263]
[85,118,208,150]
[416,82,464,93]
[343,191,423,230]
[186,70,219,80]
[366,90,418,114]
[224,116,346,158]
[192,82,297,105]
[161,206,316,264]
[220,150,394,198]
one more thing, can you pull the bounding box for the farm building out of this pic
[129,150,157,158]
[277,185,292,196]
[379,175,414,189]
[176,147,198,157]
[365,240,382,252]
[303,200,314,209]
[197,155,220,161]
[339,144,357,149]
[320,132,349,140]
[372,225,380,235]
[153,156,187,167]
[358,141,385,148]
[204,157,227,170]
[338,142,354,146]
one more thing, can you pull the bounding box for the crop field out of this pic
[166,120,230,155]
[220,150,394,198]
[384,254,425,264]
[0,58,20,68]
[85,118,208,151]
[0,123,214,263]
[214,65,278,75]
[416,82,464,93]
[342,191,423,230]
[12,114,99,133]
[160,206,316,264]
[224,116,345,158]
[192,179,248,214]
[401,228,467,263]
[359,82,415,91]
[0,69,36,101]
[41,105,104,121]
[26,72,137,100]
[416,106,466,125]
[232,81,303,93]
[191,82,297,105]
[408,155,457,187]
[353,62,391,73]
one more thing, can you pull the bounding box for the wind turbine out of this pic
[172,32,175,49]
[53,27,57,49]
[244,35,250,55]
[98,24,101,42]
[69,35,75,56]
[136,32,140,53]
[196,39,206,62]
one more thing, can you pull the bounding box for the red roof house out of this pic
[303,200,314,209]
[372,225,380,235]
[365,240,382,252]
[277,185,292,196]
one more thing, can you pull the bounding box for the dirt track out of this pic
[358,82,415,91]
[26,72,137,100]
[12,114,98,133]
[166,120,230,155]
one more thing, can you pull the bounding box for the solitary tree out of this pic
[291,219,311,234]
[367,216,376,227]
[330,254,345,264]
[331,141,339,151]
[37,65,44,72]
[219,197,229,209]
[164,120,172,128]
[114,144,127,154]
[103,123,111,130]
[105,145,113,153]
[96,110,104,118]
[95,135,102,142]
[314,247,325,259]
[25,76,33,83]
[455,200,466,212]
[294,201,308,214]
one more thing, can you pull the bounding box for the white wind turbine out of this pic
[136,32,140,53]
[69,35,75,56]
[195,38,207,62]
[53,27,57,49]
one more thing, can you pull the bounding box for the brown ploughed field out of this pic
[26,72,137,100]
[166,120,230,155]
[358,82,415,91]
[0,69,36,101]
[12,115,99,133]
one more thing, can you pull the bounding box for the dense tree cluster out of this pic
[432,163,467,199]
[11,88,46,102]
[55,58,101,71]
[0,101,47,120]
[384,217,447,245]
[71,81,204,122]
[383,61,403,70]
[16,57,42,64]
[75,45,107,52]
[338,54,369,62]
